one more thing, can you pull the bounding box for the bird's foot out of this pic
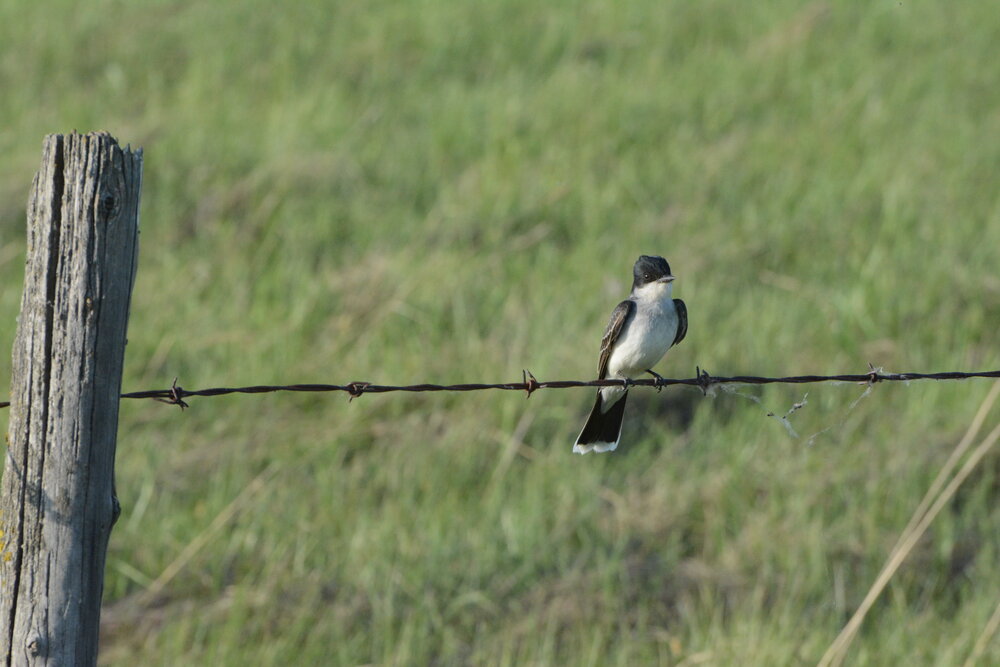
[646,369,666,392]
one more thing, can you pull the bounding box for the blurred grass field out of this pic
[2,0,1000,664]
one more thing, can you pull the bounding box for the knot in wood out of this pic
[27,636,45,657]
[99,191,119,220]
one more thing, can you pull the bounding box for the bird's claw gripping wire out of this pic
[646,369,666,392]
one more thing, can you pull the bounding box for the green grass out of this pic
[2,0,1000,664]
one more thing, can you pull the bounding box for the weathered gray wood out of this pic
[0,133,141,665]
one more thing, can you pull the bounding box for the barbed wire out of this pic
[3,366,999,411]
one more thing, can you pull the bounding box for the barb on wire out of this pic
[2,367,1000,411]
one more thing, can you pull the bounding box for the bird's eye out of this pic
[644,273,651,281]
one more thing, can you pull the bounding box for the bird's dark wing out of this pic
[597,300,635,379]
[672,299,688,347]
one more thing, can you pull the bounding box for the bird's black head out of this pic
[632,255,673,290]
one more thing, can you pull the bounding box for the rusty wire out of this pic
[3,366,1000,411]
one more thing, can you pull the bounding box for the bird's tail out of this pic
[573,390,628,454]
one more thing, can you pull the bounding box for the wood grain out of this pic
[0,133,141,665]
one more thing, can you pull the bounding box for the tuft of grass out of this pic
[1,1,999,664]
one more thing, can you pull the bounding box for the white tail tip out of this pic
[573,441,618,455]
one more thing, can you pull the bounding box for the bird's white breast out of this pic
[606,293,678,380]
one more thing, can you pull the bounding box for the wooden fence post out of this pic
[0,133,142,665]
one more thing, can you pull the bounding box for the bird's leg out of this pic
[646,369,666,392]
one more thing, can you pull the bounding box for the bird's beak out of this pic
[659,275,675,283]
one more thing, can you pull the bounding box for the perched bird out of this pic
[574,255,687,454]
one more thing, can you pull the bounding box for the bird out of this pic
[573,255,687,454]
